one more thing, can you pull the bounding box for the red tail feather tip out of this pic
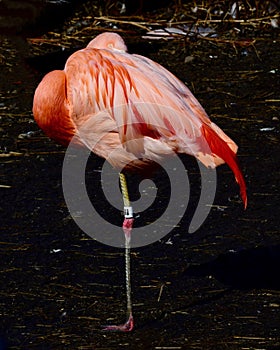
[201,124,247,209]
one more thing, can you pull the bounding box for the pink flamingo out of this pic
[33,32,247,331]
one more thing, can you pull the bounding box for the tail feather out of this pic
[201,123,247,208]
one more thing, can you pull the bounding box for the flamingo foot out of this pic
[102,313,134,332]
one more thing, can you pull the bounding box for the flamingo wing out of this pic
[65,46,233,166]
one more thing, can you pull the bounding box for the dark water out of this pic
[1,2,280,349]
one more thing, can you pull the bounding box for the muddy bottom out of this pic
[1,4,280,349]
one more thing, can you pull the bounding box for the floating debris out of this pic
[50,248,62,254]
[142,25,216,40]
[18,131,39,139]
[0,184,11,188]
[0,151,24,157]
[260,127,275,132]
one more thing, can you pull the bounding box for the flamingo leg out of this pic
[102,173,134,332]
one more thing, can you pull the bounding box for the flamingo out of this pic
[33,32,247,332]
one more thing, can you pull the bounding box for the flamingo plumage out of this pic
[33,32,247,331]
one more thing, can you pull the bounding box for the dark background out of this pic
[0,1,280,349]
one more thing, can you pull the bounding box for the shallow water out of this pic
[1,3,280,349]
